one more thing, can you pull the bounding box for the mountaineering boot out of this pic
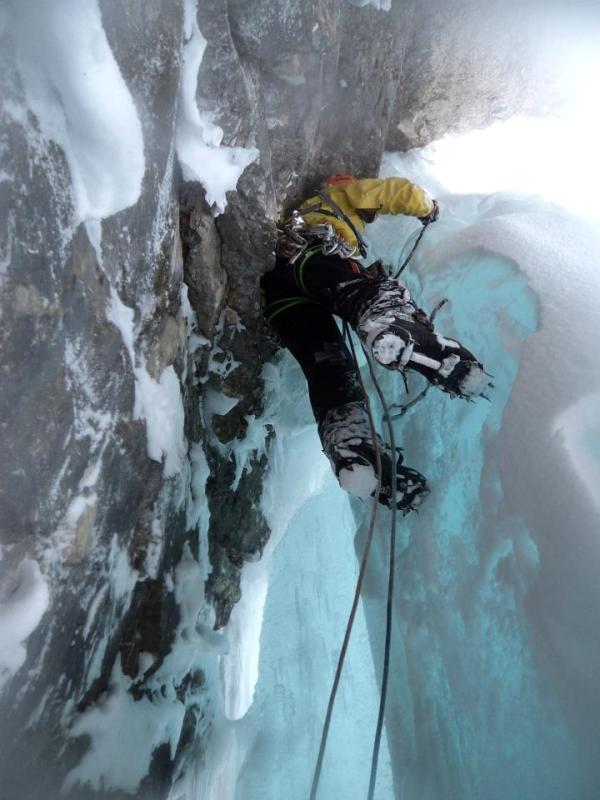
[377,450,430,512]
[355,278,423,369]
[318,401,429,513]
[354,279,491,399]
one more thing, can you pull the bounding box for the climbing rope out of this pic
[311,216,432,797]
[309,322,400,800]
[309,323,383,800]
[361,340,398,800]
[393,218,430,278]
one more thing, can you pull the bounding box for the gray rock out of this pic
[0,3,193,798]
[386,0,562,150]
[180,181,227,340]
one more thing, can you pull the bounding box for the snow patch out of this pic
[0,559,50,690]
[180,283,210,358]
[435,333,460,350]
[85,219,103,266]
[134,365,186,478]
[64,657,187,795]
[144,517,164,580]
[53,491,98,560]
[82,585,108,640]
[278,72,306,87]
[108,536,139,606]
[176,0,259,213]
[347,0,391,10]
[68,540,225,796]
[106,289,186,477]
[553,392,600,513]
[79,538,139,692]
[186,442,211,533]
[106,287,135,365]
[221,561,268,721]
[8,0,145,222]
[204,387,240,419]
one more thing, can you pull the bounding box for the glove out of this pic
[374,445,429,514]
[418,198,439,226]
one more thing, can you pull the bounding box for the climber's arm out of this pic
[342,177,435,219]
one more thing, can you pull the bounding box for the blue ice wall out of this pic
[237,481,395,800]
[358,230,574,799]
[235,194,600,800]
[354,202,597,800]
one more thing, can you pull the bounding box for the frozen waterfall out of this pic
[2,0,600,790]
[231,118,600,800]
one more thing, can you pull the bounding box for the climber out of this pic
[262,174,490,512]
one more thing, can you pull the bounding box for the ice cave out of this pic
[1,1,599,799]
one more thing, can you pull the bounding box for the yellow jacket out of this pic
[298,177,434,252]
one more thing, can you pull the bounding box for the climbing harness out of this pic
[295,190,368,257]
[276,217,332,261]
[265,295,319,326]
[263,244,324,324]
[277,211,358,263]
[278,187,370,265]
[312,190,369,258]
[309,322,401,800]
[279,186,430,274]
[293,245,324,294]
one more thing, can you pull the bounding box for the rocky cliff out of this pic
[0,0,572,797]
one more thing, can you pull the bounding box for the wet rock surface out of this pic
[0,0,577,797]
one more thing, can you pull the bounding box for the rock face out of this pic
[0,0,576,797]
[0,3,192,798]
[194,0,570,207]
[386,0,552,150]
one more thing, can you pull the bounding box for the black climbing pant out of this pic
[261,249,379,426]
